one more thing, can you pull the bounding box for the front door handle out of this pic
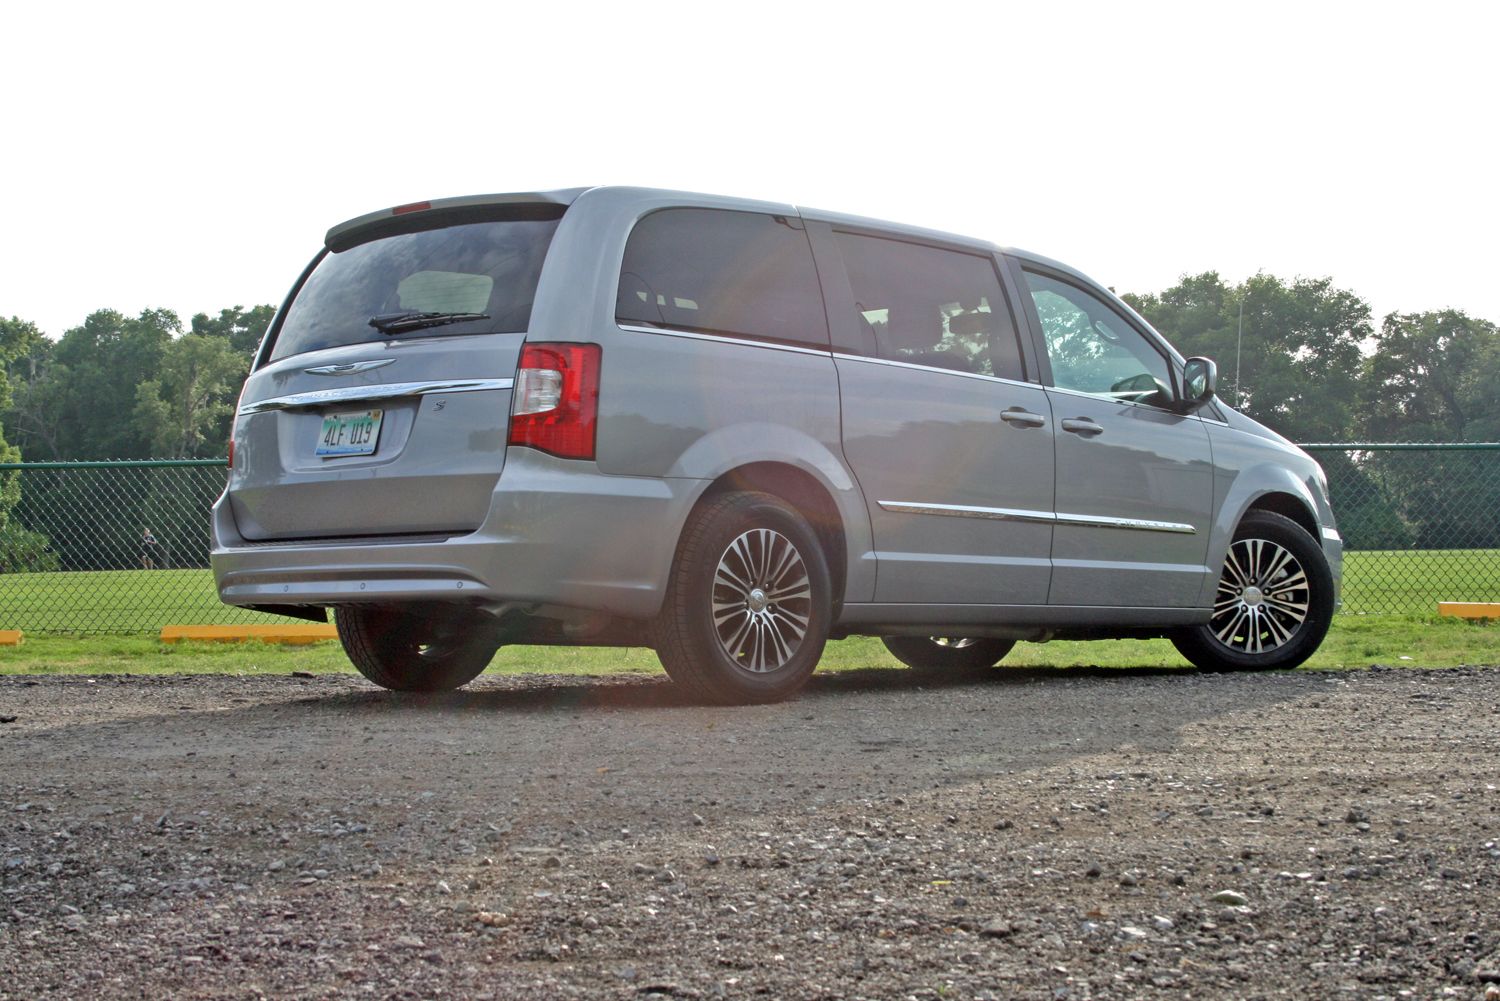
[1060,417,1104,436]
[1000,407,1047,428]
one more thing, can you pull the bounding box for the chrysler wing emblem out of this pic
[304,359,395,376]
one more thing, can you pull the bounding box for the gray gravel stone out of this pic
[1,666,1496,999]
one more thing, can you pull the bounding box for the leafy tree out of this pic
[40,308,181,458]
[188,304,275,448]
[1362,309,1500,443]
[134,334,246,458]
[2,329,61,458]
[1125,272,1371,443]
[0,317,39,401]
[1358,310,1500,549]
[2,304,275,464]
[190,304,276,359]
[0,523,59,573]
[0,305,275,574]
[0,316,43,534]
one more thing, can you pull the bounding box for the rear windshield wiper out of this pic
[368,311,490,335]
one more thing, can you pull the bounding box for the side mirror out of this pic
[1180,356,1217,411]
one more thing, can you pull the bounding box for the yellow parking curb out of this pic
[1437,602,1500,621]
[160,624,339,645]
[0,630,23,646]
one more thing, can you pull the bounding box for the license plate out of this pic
[316,408,383,457]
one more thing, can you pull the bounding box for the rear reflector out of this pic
[508,343,601,460]
[392,200,432,215]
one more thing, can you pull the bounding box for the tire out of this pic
[336,606,496,692]
[655,491,832,704]
[1172,510,1334,673]
[881,636,1015,674]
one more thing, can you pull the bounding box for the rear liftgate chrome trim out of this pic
[239,379,514,415]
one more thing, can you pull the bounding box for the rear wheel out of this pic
[655,491,831,704]
[1171,511,1334,672]
[882,636,1015,674]
[336,606,496,692]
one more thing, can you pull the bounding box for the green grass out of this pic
[1,555,1496,676]
[0,569,286,634]
[1342,548,1500,614]
[3,552,1498,636]
[0,614,1492,677]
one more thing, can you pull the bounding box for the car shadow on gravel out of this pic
[810,663,1194,693]
[277,662,1204,715]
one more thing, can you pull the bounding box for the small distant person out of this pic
[141,528,160,570]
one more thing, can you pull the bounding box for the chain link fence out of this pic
[0,460,280,634]
[1304,443,1500,614]
[0,446,1496,633]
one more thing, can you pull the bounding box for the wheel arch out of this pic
[1199,466,1325,609]
[1243,490,1319,540]
[687,461,851,612]
[1175,486,1336,673]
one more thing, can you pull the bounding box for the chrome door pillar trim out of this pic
[239,379,514,415]
[617,323,832,357]
[878,500,1196,535]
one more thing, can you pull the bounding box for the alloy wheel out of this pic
[712,528,813,673]
[1210,537,1310,654]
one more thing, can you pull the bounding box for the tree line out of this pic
[0,273,1497,568]
[0,305,272,463]
[1120,275,1500,552]
[0,306,271,571]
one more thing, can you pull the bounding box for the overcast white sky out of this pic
[4,1,1497,339]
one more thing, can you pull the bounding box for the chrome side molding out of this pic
[878,500,1196,535]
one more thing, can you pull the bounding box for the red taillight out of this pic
[508,343,601,460]
[392,200,432,215]
[227,437,235,468]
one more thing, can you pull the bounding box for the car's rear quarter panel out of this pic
[531,188,875,604]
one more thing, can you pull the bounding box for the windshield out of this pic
[269,216,561,361]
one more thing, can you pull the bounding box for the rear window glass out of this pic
[834,232,1025,381]
[269,217,561,361]
[615,208,829,348]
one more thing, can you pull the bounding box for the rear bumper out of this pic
[211,450,701,620]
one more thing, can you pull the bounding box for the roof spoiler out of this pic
[324,187,588,253]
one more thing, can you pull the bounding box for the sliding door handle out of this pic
[1000,408,1047,428]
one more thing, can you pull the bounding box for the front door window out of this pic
[1023,271,1171,405]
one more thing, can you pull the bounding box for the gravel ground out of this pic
[1,663,1498,1000]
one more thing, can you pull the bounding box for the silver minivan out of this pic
[212,187,1341,703]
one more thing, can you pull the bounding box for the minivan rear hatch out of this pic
[226,194,572,541]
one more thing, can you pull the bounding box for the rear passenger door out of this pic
[810,224,1055,605]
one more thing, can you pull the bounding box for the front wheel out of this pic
[655,491,832,704]
[336,606,497,692]
[1171,511,1334,672]
[881,636,1015,674]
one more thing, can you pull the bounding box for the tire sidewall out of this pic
[337,606,493,692]
[676,495,832,703]
[1183,512,1335,672]
[882,636,1015,673]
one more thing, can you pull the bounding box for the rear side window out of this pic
[833,232,1025,382]
[270,216,561,361]
[615,208,829,348]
